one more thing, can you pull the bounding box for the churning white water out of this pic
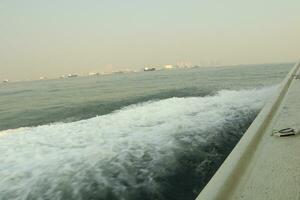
[0,86,276,200]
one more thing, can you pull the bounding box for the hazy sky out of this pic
[1,0,299,80]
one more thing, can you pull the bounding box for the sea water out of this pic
[0,64,293,200]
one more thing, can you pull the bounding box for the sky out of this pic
[0,0,299,80]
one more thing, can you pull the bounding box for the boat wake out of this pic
[0,86,276,200]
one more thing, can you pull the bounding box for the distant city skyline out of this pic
[1,0,300,80]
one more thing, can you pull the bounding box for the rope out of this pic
[272,128,298,137]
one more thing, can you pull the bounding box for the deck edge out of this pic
[196,61,300,200]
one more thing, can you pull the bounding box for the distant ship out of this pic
[2,79,9,83]
[88,72,100,76]
[144,67,156,71]
[67,74,78,78]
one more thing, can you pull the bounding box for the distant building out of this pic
[176,61,192,68]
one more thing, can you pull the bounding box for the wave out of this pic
[0,86,277,200]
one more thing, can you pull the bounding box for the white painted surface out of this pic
[197,61,300,200]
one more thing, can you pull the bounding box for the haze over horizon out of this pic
[1,0,299,80]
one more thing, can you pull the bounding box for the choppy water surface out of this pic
[0,64,293,200]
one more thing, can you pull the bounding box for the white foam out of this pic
[0,86,277,199]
